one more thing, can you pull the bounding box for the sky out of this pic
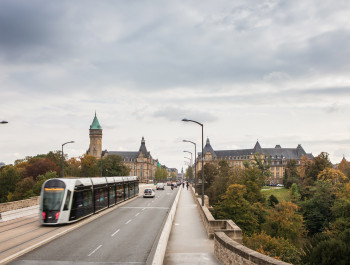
[1,0,350,171]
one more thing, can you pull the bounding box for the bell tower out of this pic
[88,112,102,158]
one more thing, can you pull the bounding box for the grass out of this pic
[261,187,291,202]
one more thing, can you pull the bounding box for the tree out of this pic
[31,171,58,196]
[213,184,261,235]
[207,161,232,205]
[244,231,302,264]
[338,157,350,179]
[185,166,194,182]
[11,177,36,201]
[317,168,348,185]
[65,157,81,177]
[302,233,350,265]
[0,165,21,202]
[25,158,59,180]
[263,201,305,246]
[155,167,168,182]
[99,155,130,176]
[290,183,301,202]
[301,180,335,236]
[80,154,99,177]
[268,195,279,207]
[198,163,218,188]
[283,159,300,188]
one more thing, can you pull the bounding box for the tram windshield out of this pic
[43,188,65,211]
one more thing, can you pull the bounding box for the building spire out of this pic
[90,112,102,129]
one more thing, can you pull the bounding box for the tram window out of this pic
[63,190,71,211]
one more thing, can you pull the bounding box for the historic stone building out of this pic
[87,112,103,158]
[197,138,314,185]
[87,113,162,182]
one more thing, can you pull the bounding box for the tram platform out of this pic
[164,185,221,265]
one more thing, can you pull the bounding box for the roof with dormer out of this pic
[104,137,151,160]
[90,112,102,130]
[199,138,313,160]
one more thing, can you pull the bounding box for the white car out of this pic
[156,183,165,190]
[143,188,155,198]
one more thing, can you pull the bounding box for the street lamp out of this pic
[0,121,8,124]
[61,141,74,178]
[182,118,205,206]
[183,140,197,192]
[184,151,193,183]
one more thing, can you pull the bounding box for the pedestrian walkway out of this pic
[163,186,221,265]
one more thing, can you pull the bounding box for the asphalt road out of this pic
[9,186,179,265]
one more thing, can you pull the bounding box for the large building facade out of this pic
[87,113,165,182]
[197,138,314,185]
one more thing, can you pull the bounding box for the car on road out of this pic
[276,184,284,187]
[143,188,155,198]
[156,183,165,190]
[171,182,177,188]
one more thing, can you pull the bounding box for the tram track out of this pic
[0,219,38,234]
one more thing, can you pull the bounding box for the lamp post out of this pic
[183,140,197,192]
[61,141,74,178]
[0,121,8,124]
[182,118,204,206]
[183,150,193,183]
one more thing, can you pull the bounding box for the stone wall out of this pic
[215,232,291,265]
[0,196,40,213]
[189,186,292,265]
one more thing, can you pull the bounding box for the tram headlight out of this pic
[55,212,60,220]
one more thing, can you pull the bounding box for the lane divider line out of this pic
[111,229,120,237]
[88,244,102,256]
[125,219,132,225]
[135,213,140,217]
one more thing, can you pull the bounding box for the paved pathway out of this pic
[164,186,221,265]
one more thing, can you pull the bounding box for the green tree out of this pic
[198,163,218,190]
[0,165,21,202]
[301,233,350,265]
[155,167,168,182]
[99,155,130,176]
[207,161,232,204]
[268,195,279,207]
[185,166,194,182]
[283,159,300,188]
[32,171,58,196]
[213,184,261,235]
[11,177,36,201]
[301,180,335,236]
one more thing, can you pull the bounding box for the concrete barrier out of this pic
[150,186,182,265]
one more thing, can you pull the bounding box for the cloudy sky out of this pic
[1,0,350,171]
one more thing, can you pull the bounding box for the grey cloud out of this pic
[153,106,217,123]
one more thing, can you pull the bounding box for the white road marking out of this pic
[142,208,146,211]
[88,245,102,256]
[126,219,132,224]
[111,229,120,237]
[135,213,140,216]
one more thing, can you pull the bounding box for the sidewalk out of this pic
[163,186,221,265]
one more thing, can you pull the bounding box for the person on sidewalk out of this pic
[186,181,189,190]
[182,182,184,188]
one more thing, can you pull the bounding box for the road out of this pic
[5,185,179,265]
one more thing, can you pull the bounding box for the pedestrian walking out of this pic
[186,181,189,190]
[182,182,184,188]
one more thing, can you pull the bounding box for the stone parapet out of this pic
[214,232,291,265]
[0,196,40,213]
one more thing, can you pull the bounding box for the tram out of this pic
[39,176,139,225]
